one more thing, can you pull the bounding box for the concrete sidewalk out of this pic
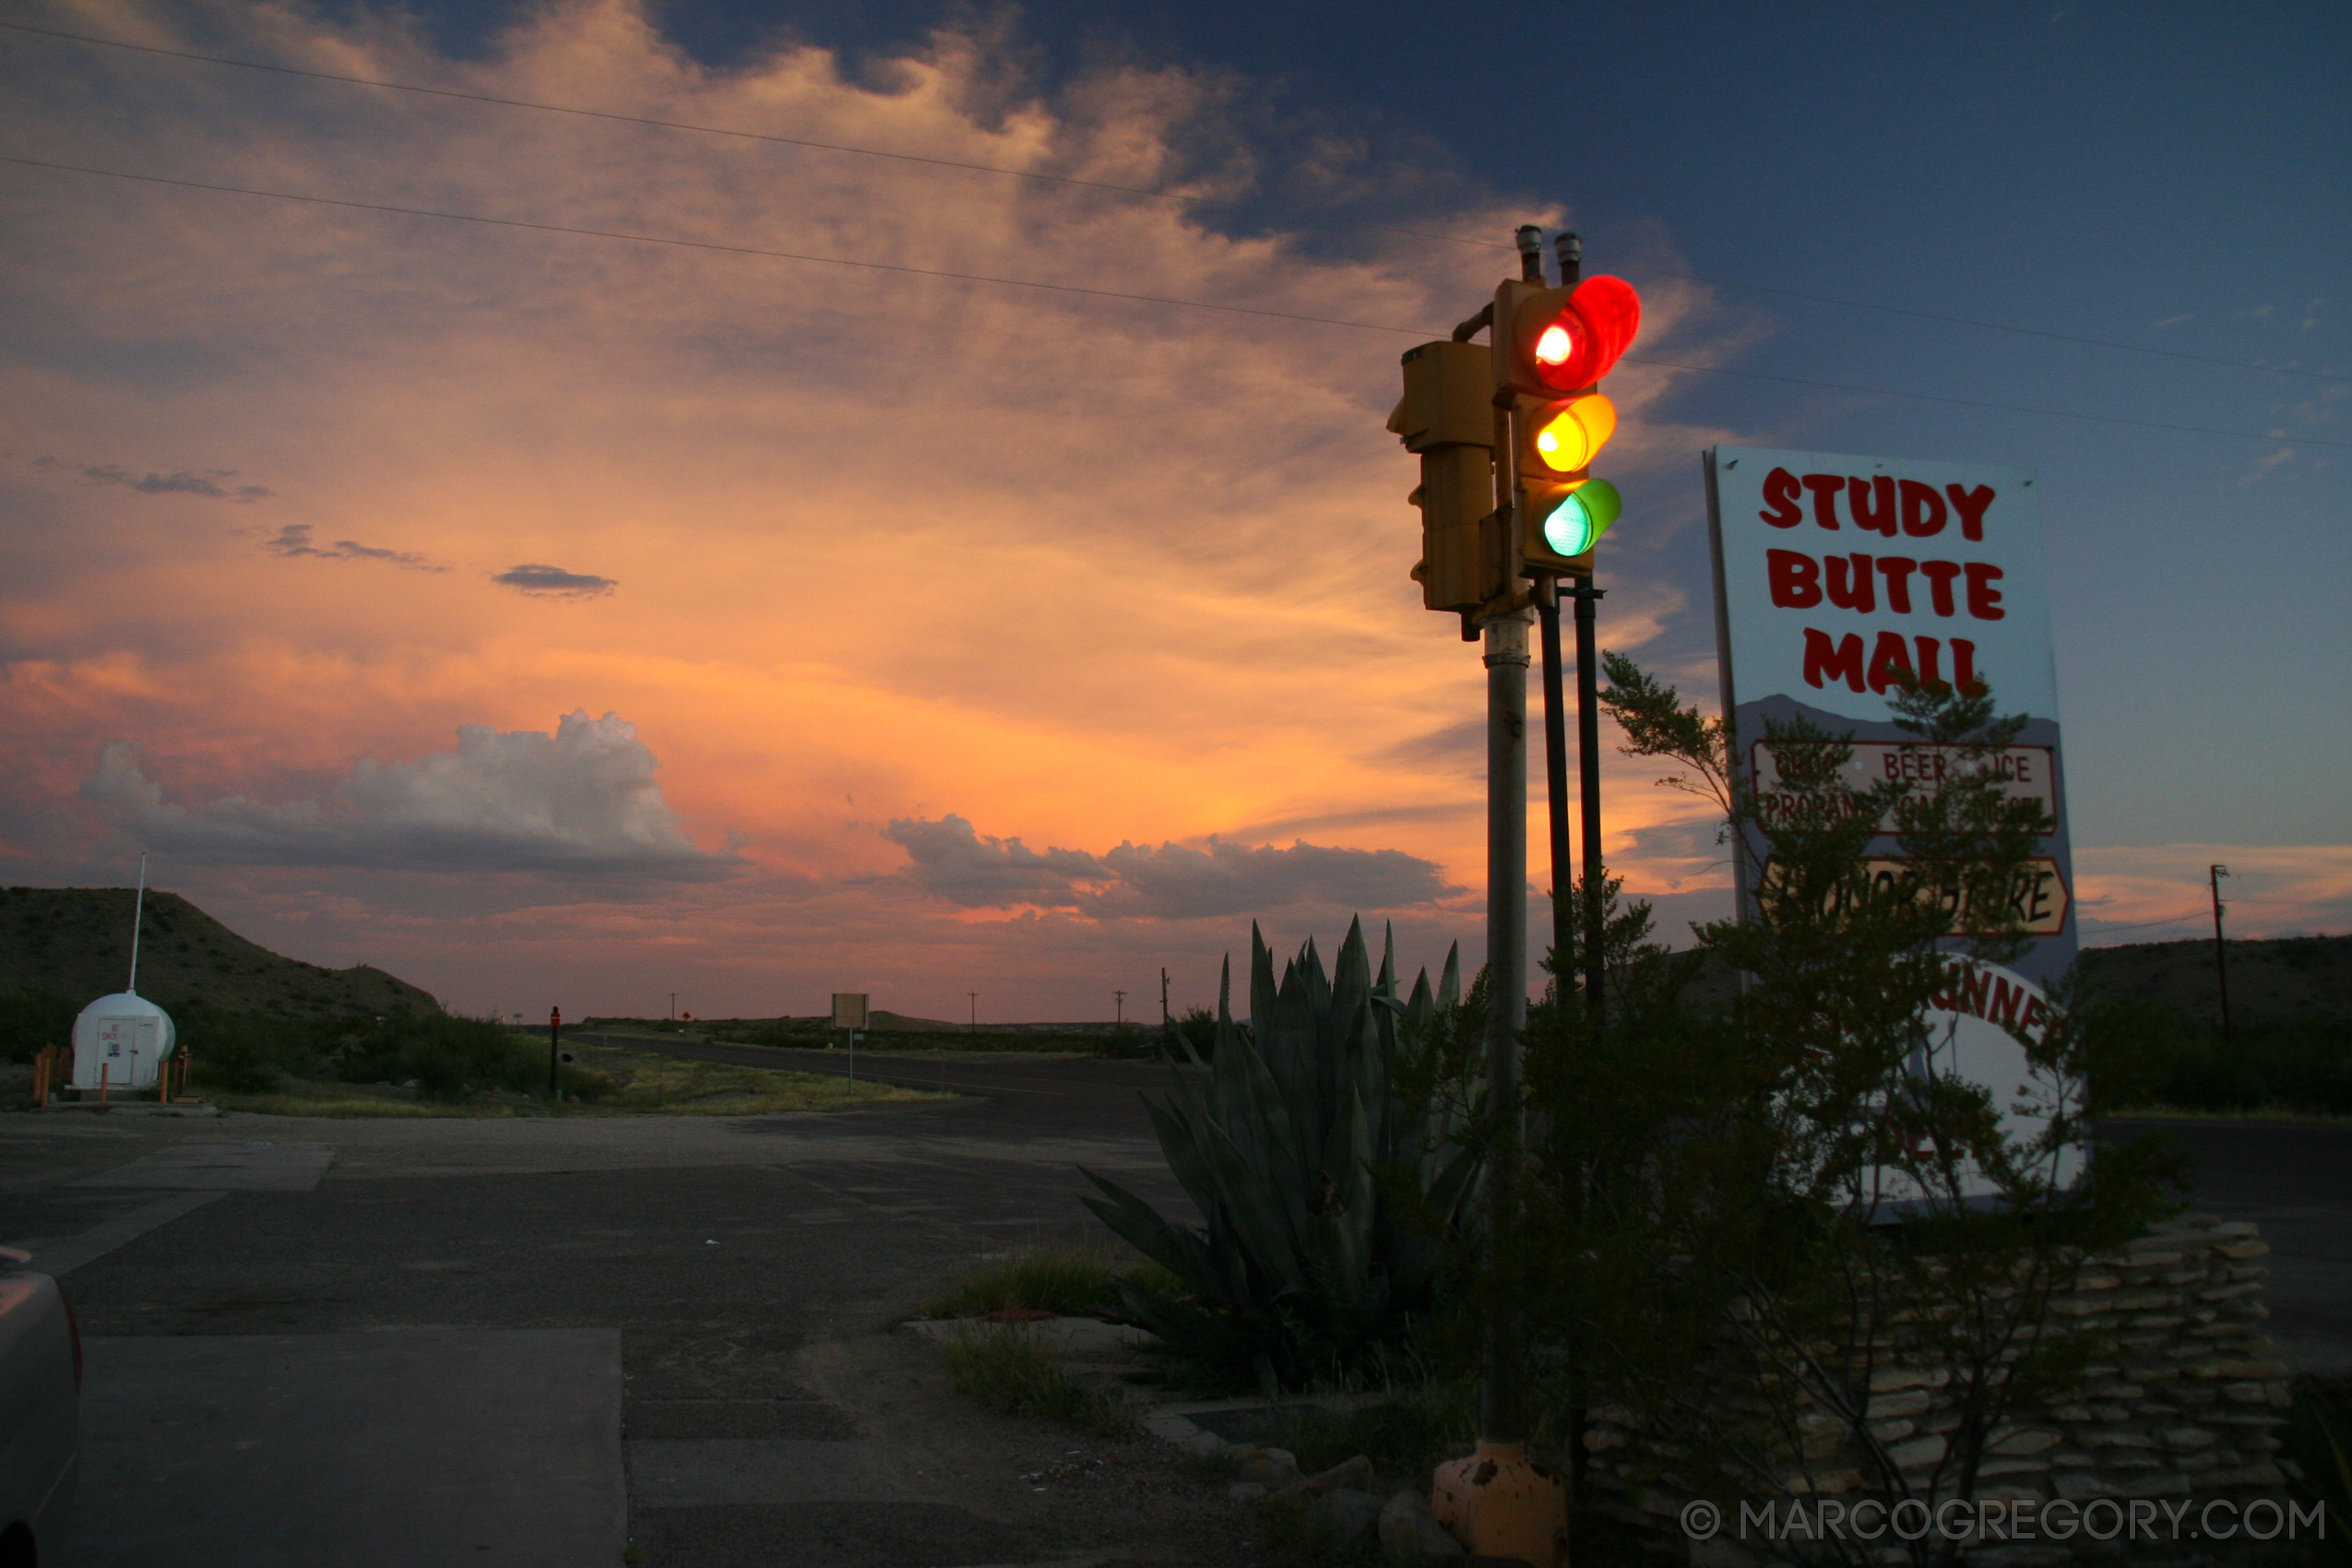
[60,1328,624,1567]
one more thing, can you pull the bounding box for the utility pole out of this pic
[1160,968,1170,1031]
[2209,864,2233,1047]
[968,992,978,1033]
[1113,989,1125,1027]
[548,1006,561,1097]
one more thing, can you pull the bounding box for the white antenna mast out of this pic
[126,852,148,995]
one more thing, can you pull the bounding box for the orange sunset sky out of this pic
[3,1,2343,1021]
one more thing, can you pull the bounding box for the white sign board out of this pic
[1705,445,2075,991]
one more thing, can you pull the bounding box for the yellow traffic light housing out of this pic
[1515,392,1621,575]
[1391,340,1501,615]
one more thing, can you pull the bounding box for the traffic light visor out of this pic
[1544,480,1621,556]
[1521,276,1642,392]
[1528,396,1616,475]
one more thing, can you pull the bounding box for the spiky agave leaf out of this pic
[1079,916,1483,1392]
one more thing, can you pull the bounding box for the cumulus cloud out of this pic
[494,564,617,599]
[263,524,439,569]
[34,457,271,502]
[885,814,1455,918]
[83,710,734,879]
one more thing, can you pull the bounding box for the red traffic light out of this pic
[1513,275,1642,393]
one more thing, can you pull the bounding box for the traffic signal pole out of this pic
[1569,576,1608,1030]
[1405,225,1643,1568]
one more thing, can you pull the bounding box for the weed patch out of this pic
[939,1324,1144,1442]
[921,1242,1173,1321]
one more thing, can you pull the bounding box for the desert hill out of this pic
[2080,933,2348,1028]
[0,886,439,1017]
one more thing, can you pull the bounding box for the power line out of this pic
[9,16,2344,385]
[2,152,2342,452]
[1616,264,2347,384]
[0,18,1503,254]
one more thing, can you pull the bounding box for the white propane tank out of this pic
[72,992,176,1091]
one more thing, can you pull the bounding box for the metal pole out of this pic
[127,851,148,994]
[2209,864,2233,1047]
[1536,583,1573,1001]
[1480,607,1531,1447]
[548,1007,561,1096]
[1572,578,1607,1029]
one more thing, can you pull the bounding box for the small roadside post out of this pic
[548,1006,561,1097]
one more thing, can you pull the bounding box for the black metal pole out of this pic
[1571,579,1606,1030]
[1536,582,1574,1002]
[548,1007,560,1097]
[2210,864,2233,1047]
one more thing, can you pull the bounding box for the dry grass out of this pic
[938,1324,1146,1442]
[214,1046,945,1117]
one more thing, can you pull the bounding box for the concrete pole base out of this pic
[1431,1440,1567,1567]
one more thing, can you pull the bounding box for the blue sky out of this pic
[1,0,2340,1014]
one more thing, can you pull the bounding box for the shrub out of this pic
[1082,919,1480,1395]
[0,988,77,1064]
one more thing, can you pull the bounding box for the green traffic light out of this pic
[1542,479,1621,556]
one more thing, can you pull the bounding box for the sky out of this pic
[0,0,2344,1022]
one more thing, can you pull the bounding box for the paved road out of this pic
[2102,1116,2352,1376]
[6,1062,2344,1568]
[6,1066,1232,1568]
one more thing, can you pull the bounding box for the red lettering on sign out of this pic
[1761,467,1803,528]
[1914,636,1943,687]
[2020,995,2049,1036]
[1898,479,1947,537]
[1965,561,2006,620]
[1988,977,2025,1028]
[1876,555,1917,612]
[1801,473,1845,529]
[1947,483,1995,542]
[1847,475,1896,537]
[1866,630,1915,693]
[1768,549,1822,608]
[1826,552,1875,612]
[1958,967,1991,1017]
[1920,559,1962,617]
[1803,628,1867,692]
[1951,638,1978,691]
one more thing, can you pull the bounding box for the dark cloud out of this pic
[882,814,1110,907]
[83,710,734,881]
[263,524,439,570]
[884,814,1457,919]
[494,564,616,599]
[36,457,271,502]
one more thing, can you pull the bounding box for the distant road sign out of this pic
[830,992,868,1029]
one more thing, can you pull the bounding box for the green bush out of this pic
[2105,997,2352,1113]
[0,988,77,1063]
[1082,920,1481,1395]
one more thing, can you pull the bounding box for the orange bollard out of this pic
[32,1047,47,1108]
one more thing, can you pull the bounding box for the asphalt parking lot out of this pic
[6,1063,1244,1568]
[6,1054,2346,1566]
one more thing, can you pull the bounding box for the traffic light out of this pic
[1494,274,1641,398]
[1494,274,1641,575]
[1390,339,1500,614]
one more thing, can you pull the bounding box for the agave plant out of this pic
[1082,917,1482,1393]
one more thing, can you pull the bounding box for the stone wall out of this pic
[1582,1215,2293,1535]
